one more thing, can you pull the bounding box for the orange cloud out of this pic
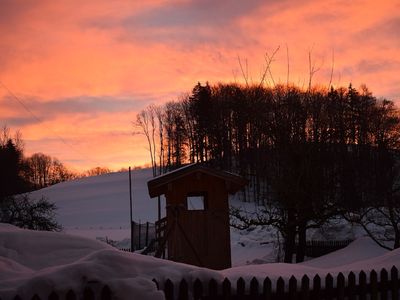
[0,0,398,171]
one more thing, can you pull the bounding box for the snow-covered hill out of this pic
[29,168,276,265]
[30,168,158,228]
[26,168,363,266]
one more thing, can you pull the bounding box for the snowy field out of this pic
[28,168,281,266]
[26,168,376,265]
[1,168,399,299]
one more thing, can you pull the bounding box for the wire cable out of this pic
[0,80,103,167]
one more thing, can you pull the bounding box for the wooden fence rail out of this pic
[154,266,400,300]
[294,239,354,258]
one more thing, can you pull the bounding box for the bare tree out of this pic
[134,106,158,177]
[27,153,52,188]
[85,166,111,177]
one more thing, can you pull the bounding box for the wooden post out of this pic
[145,221,149,247]
[129,167,134,251]
[138,221,142,249]
[158,195,161,221]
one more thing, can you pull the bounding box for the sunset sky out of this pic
[0,0,399,172]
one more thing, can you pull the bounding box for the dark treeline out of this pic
[0,126,117,197]
[0,127,114,231]
[136,82,400,262]
[0,128,75,197]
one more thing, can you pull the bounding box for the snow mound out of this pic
[301,237,388,269]
[1,223,400,299]
[0,224,218,300]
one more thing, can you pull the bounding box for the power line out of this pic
[0,80,103,167]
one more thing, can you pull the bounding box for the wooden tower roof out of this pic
[147,164,247,198]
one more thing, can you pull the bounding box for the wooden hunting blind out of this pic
[147,164,247,270]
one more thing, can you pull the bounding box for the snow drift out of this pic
[1,224,400,300]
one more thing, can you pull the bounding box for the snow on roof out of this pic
[148,163,247,197]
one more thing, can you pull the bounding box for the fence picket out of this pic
[391,266,399,300]
[101,285,112,300]
[359,271,367,300]
[237,277,245,297]
[83,287,95,300]
[66,290,76,300]
[247,277,258,298]
[370,270,378,300]
[222,278,231,299]
[336,272,345,300]
[152,279,159,290]
[48,291,59,300]
[347,271,356,300]
[325,273,334,300]
[262,277,272,300]
[276,277,285,300]
[311,274,321,300]
[164,279,174,300]
[31,295,40,300]
[208,278,218,298]
[193,279,203,300]
[288,275,297,300]
[300,275,309,300]
[13,296,22,300]
[178,279,189,300]
[380,268,388,300]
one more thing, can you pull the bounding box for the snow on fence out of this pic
[6,266,400,300]
[6,285,111,300]
[154,266,400,300]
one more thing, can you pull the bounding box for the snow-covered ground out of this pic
[1,224,399,300]
[28,168,280,266]
[1,168,399,299]
[25,168,374,265]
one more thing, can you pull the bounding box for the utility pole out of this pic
[129,166,134,251]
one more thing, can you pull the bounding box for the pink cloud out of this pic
[0,0,398,170]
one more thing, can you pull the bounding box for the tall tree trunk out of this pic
[283,209,296,263]
[296,222,307,263]
[284,227,296,263]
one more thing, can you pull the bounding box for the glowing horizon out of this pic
[0,0,399,171]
